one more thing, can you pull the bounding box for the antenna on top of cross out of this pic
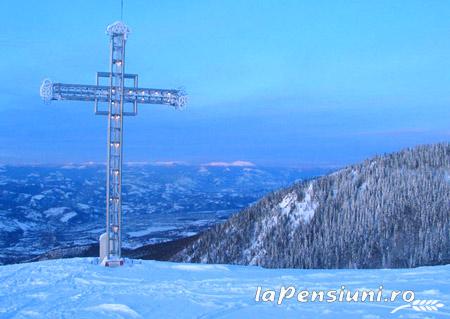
[121,0,124,21]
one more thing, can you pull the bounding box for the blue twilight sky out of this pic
[0,0,449,166]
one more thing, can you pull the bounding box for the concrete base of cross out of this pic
[99,232,124,267]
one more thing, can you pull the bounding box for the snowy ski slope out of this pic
[0,258,449,318]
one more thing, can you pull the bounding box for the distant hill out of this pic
[24,235,200,264]
[173,143,450,268]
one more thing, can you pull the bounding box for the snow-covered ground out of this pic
[0,258,448,318]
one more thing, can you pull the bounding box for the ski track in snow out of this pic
[0,258,449,318]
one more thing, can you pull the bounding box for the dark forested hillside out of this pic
[173,143,450,268]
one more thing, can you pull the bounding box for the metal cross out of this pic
[40,21,187,266]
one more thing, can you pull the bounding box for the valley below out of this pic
[0,163,327,264]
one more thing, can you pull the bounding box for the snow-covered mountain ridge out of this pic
[174,143,450,268]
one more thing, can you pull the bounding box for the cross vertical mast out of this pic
[105,22,129,262]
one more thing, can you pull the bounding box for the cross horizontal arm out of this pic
[40,79,187,108]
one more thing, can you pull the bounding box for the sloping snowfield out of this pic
[0,258,449,318]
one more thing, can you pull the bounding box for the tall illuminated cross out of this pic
[40,21,187,266]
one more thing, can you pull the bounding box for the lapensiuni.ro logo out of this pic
[255,286,445,314]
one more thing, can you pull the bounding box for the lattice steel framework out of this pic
[40,21,186,266]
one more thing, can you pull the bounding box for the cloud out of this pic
[203,161,255,167]
[153,161,188,166]
[352,128,430,136]
[124,161,188,166]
